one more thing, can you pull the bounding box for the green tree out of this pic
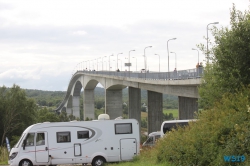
[0,85,37,146]
[59,111,70,122]
[199,4,250,109]
[95,100,104,109]
[36,107,60,122]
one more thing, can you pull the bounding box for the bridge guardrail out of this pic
[76,67,203,80]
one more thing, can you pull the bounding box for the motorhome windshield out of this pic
[14,133,26,148]
[162,122,188,134]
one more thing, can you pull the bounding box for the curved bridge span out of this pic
[55,68,202,133]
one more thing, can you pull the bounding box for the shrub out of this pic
[156,86,250,165]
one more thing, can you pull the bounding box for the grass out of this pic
[106,146,173,166]
[0,147,8,164]
[163,109,178,119]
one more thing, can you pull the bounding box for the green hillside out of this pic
[24,87,178,110]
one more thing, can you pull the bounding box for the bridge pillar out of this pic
[128,87,141,126]
[178,96,198,119]
[147,91,163,134]
[72,96,80,118]
[66,95,73,115]
[106,89,122,120]
[84,89,95,120]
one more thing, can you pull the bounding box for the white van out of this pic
[160,119,196,137]
[8,116,140,166]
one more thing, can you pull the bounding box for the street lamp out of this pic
[117,53,123,70]
[102,56,106,71]
[129,50,135,75]
[109,54,113,71]
[118,59,122,71]
[170,52,177,70]
[144,46,152,71]
[132,57,137,71]
[155,54,160,72]
[88,60,90,70]
[207,22,219,63]
[167,38,176,74]
[192,48,200,65]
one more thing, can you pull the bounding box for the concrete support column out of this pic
[72,96,80,118]
[106,89,122,120]
[178,96,198,120]
[66,96,73,115]
[66,108,72,115]
[84,89,95,120]
[128,87,141,125]
[147,91,163,134]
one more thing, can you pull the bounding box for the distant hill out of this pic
[25,87,178,109]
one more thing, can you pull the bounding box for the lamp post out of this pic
[170,52,177,70]
[117,53,123,70]
[88,60,90,70]
[207,22,219,63]
[104,61,107,70]
[167,38,176,75]
[192,48,200,65]
[118,59,122,71]
[96,58,98,71]
[129,50,135,74]
[132,57,137,71]
[98,57,102,71]
[155,54,160,72]
[102,56,106,71]
[144,46,152,71]
[143,46,152,79]
[109,54,113,71]
[92,59,94,70]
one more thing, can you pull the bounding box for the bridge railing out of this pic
[76,67,203,80]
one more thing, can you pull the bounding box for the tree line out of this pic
[0,85,177,147]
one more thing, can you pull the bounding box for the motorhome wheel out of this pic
[92,157,106,166]
[19,159,33,166]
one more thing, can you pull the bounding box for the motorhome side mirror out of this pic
[23,140,27,150]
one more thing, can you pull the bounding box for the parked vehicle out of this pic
[8,114,140,166]
[160,119,196,137]
[143,119,196,147]
[142,131,161,147]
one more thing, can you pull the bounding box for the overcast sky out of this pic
[0,0,249,91]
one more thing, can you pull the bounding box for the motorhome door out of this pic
[35,132,49,163]
[120,138,137,161]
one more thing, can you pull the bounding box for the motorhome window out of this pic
[22,133,35,147]
[115,123,132,134]
[36,133,45,146]
[77,131,89,139]
[57,132,71,143]
[163,122,189,134]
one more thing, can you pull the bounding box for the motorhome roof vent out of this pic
[98,114,110,120]
[115,116,123,120]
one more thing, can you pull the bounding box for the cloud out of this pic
[0,0,249,91]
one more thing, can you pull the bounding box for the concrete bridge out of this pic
[55,68,202,133]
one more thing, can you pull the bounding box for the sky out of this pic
[0,0,249,91]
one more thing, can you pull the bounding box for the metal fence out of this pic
[76,67,203,80]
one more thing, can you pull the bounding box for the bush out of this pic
[156,86,250,165]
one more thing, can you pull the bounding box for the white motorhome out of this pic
[8,115,140,166]
[160,119,196,137]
